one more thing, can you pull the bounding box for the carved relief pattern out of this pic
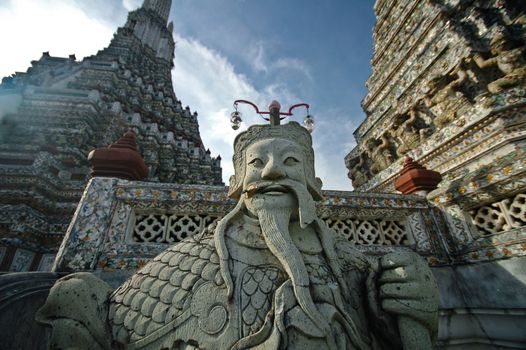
[408,212,430,251]
[470,192,526,235]
[166,215,200,243]
[9,249,34,272]
[355,220,382,244]
[133,214,167,242]
[509,194,526,224]
[133,213,221,244]
[354,99,526,193]
[133,213,411,247]
[324,218,410,245]
[346,0,526,198]
[109,235,224,344]
[381,220,407,245]
[442,205,474,247]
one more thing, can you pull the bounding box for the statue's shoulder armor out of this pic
[109,232,224,344]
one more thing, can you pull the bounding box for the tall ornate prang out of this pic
[142,0,172,23]
[0,1,222,272]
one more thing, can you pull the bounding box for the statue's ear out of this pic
[315,177,323,192]
[308,177,323,201]
[227,175,242,199]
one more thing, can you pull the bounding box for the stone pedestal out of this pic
[394,156,442,195]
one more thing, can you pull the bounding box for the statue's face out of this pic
[242,138,307,216]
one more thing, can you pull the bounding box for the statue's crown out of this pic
[233,121,313,155]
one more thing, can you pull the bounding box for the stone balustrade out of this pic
[53,177,449,284]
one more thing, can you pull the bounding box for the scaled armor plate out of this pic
[109,232,228,348]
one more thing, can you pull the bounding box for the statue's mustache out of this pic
[243,179,305,198]
[243,178,316,229]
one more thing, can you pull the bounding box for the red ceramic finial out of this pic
[88,129,148,180]
[394,155,442,195]
[109,129,139,151]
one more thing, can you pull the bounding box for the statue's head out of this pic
[365,138,377,151]
[490,28,514,54]
[392,112,407,128]
[228,122,323,203]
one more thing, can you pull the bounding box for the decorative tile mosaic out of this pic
[357,100,526,193]
[9,249,34,272]
[430,148,526,209]
[38,254,57,271]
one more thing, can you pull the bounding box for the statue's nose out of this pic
[261,160,285,180]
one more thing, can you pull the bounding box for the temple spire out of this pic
[142,0,172,23]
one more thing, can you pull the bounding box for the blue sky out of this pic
[0,0,376,190]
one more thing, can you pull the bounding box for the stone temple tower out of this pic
[346,0,526,237]
[0,0,223,271]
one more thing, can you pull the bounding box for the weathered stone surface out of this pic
[36,272,113,350]
[433,257,526,349]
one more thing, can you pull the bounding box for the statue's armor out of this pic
[109,216,398,349]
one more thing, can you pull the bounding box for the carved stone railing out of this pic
[131,213,410,246]
[470,192,526,236]
[53,177,448,282]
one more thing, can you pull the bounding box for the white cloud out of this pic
[311,115,356,191]
[248,42,268,73]
[274,58,313,80]
[0,0,115,79]
[246,42,312,80]
[172,35,288,182]
[122,0,142,11]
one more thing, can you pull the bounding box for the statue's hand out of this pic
[378,252,439,333]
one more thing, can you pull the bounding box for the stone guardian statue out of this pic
[37,122,439,349]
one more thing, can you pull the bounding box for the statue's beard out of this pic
[243,178,316,228]
[244,179,330,335]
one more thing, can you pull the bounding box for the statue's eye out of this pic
[249,158,263,167]
[284,157,299,165]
